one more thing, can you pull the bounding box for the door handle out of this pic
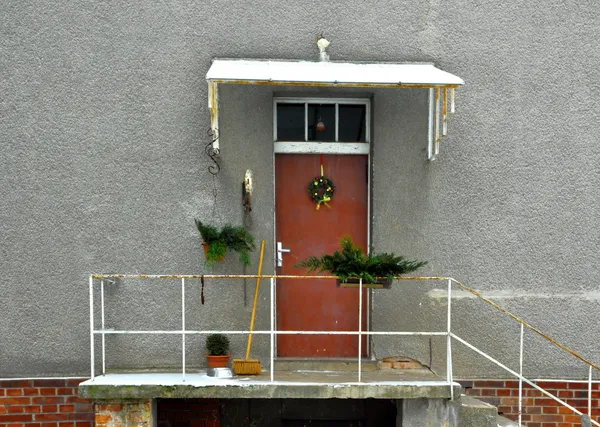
[277,242,291,267]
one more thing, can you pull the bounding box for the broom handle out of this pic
[245,240,265,360]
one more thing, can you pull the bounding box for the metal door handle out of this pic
[277,242,291,267]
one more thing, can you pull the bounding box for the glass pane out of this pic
[338,104,367,142]
[277,103,305,141]
[308,104,335,142]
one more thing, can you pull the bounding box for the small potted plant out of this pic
[295,236,427,288]
[205,333,230,368]
[195,219,256,269]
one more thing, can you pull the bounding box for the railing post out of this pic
[358,278,363,382]
[270,277,275,383]
[101,279,106,375]
[519,323,524,426]
[89,276,95,380]
[182,278,186,382]
[446,278,453,399]
[589,365,593,418]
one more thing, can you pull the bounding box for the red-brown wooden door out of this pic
[275,154,368,357]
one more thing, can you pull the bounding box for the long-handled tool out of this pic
[232,240,265,375]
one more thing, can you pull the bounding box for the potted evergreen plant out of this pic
[195,219,256,269]
[205,333,230,368]
[295,236,427,288]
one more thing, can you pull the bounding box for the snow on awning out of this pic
[206,59,464,87]
[206,59,464,160]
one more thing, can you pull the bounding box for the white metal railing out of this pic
[89,274,599,426]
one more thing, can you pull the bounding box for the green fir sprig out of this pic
[295,236,427,284]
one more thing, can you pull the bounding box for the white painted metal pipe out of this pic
[450,88,455,114]
[446,278,453,400]
[92,329,449,336]
[519,323,524,426]
[452,333,600,426]
[182,278,186,382]
[589,365,593,417]
[358,278,363,382]
[101,279,105,375]
[434,88,440,155]
[270,277,275,383]
[89,276,94,380]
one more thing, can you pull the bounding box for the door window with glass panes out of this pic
[274,99,370,152]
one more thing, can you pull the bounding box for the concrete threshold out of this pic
[78,369,461,400]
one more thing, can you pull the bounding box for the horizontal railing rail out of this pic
[89,274,599,426]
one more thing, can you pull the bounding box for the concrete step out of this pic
[496,414,521,426]
[273,358,379,372]
[457,395,500,427]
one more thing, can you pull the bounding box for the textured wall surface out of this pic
[1,0,600,378]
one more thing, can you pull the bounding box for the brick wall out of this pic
[157,399,220,427]
[0,379,94,427]
[95,401,151,427]
[461,379,600,426]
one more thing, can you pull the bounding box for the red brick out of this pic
[32,397,63,405]
[75,422,92,427]
[7,405,25,413]
[74,403,92,412]
[7,388,23,396]
[56,388,73,396]
[42,423,58,427]
[59,405,74,413]
[41,405,58,412]
[0,406,5,415]
[25,406,42,414]
[58,422,75,427]
[39,388,56,396]
[542,405,558,414]
[0,414,34,422]
[65,396,88,404]
[0,380,32,388]
[496,388,511,396]
[95,414,111,424]
[0,389,5,396]
[567,382,587,389]
[32,380,65,388]
[0,397,31,405]
[25,423,41,427]
[68,413,94,422]
[23,388,40,396]
[35,413,68,421]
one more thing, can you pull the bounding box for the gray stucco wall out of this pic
[1,0,599,379]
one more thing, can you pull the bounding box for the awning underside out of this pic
[206,59,464,160]
[206,59,464,87]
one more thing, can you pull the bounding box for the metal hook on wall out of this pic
[205,128,220,175]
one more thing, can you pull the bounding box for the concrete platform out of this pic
[78,369,461,400]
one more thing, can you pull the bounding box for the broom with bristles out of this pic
[232,240,265,375]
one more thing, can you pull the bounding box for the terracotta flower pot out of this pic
[206,354,230,368]
[202,243,225,262]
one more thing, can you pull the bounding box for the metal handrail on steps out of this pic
[89,274,599,426]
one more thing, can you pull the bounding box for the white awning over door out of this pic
[206,58,464,160]
[206,59,464,87]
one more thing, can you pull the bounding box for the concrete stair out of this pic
[458,395,520,427]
